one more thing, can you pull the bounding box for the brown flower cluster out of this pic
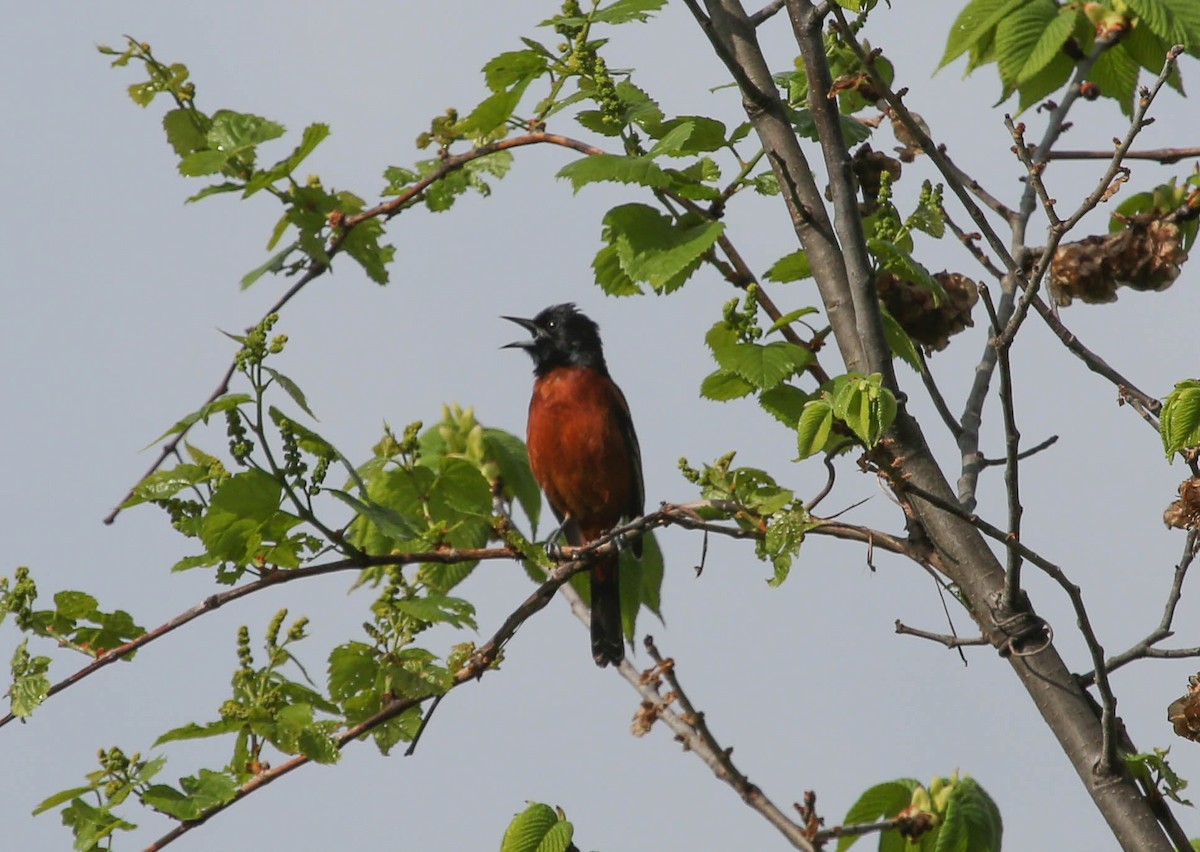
[1048,212,1188,307]
[1168,672,1200,742]
[877,270,979,352]
[1163,477,1200,530]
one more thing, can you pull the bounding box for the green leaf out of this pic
[32,785,97,816]
[482,428,542,532]
[54,591,98,620]
[837,779,922,851]
[1161,380,1200,459]
[148,393,252,447]
[209,109,285,152]
[1162,0,1200,49]
[342,217,395,284]
[264,367,317,419]
[8,639,51,717]
[604,203,724,291]
[758,384,811,429]
[765,308,818,336]
[142,770,238,820]
[937,777,1002,852]
[162,108,209,157]
[797,400,835,459]
[1090,42,1143,115]
[592,0,668,24]
[712,341,813,390]
[483,50,548,93]
[1017,52,1075,113]
[700,369,756,401]
[1017,7,1078,83]
[880,308,922,371]
[243,122,331,197]
[994,1,1059,89]
[240,244,297,289]
[502,803,564,852]
[557,155,669,193]
[763,509,810,587]
[592,243,643,296]
[154,718,244,746]
[455,77,533,137]
[1126,0,1188,45]
[119,463,212,508]
[867,238,943,301]
[833,373,897,448]
[764,250,812,283]
[941,0,1025,69]
[655,116,727,154]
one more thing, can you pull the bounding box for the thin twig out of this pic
[900,478,1119,771]
[1078,530,1200,686]
[894,620,990,649]
[916,351,963,440]
[1046,147,1200,163]
[565,582,816,852]
[140,539,627,851]
[978,434,1058,467]
[105,132,611,525]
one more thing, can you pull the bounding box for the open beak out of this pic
[501,315,538,350]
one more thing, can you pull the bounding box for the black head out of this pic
[502,303,608,376]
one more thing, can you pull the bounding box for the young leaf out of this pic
[501,802,569,852]
[604,203,724,291]
[700,369,756,401]
[592,0,668,25]
[941,0,1025,70]
[1161,380,1200,459]
[764,250,813,283]
[938,776,1003,852]
[797,400,835,459]
[557,155,670,193]
[837,779,922,851]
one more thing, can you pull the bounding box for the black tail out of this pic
[590,554,624,667]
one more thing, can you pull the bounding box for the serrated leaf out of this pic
[121,463,213,508]
[797,400,835,459]
[162,108,208,157]
[941,0,1025,69]
[604,203,724,291]
[880,308,922,371]
[1017,7,1078,83]
[592,243,643,296]
[557,155,669,193]
[455,78,532,137]
[483,50,548,93]
[502,803,561,852]
[1162,0,1200,49]
[759,384,811,429]
[54,591,98,620]
[592,0,668,24]
[937,777,1002,852]
[1126,0,1188,45]
[1161,380,1200,459]
[342,218,395,284]
[713,341,813,390]
[700,369,756,400]
[995,0,1059,88]
[1091,42,1143,115]
[765,250,812,283]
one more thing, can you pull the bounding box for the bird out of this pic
[503,303,644,667]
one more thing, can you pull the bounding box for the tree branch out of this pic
[1046,147,1200,164]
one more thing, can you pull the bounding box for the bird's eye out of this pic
[546,320,557,330]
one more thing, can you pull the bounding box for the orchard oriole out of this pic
[504,303,644,667]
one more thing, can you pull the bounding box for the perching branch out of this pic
[1046,147,1200,164]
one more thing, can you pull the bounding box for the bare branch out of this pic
[748,0,785,26]
[1079,530,1200,685]
[895,620,990,649]
[1047,147,1200,164]
[978,435,1059,467]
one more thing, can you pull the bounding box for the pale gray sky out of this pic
[4,2,1199,850]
